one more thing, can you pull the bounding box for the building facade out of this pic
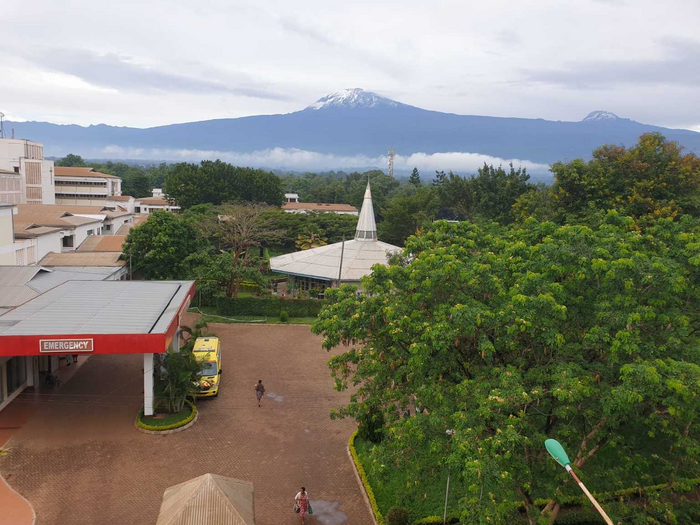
[54,167,122,205]
[0,138,56,205]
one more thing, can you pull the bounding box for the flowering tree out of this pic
[313,216,700,523]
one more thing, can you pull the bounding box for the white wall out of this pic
[71,221,104,251]
[0,206,16,265]
[42,160,56,204]
[105,215,133,235]
[35,230,62,261]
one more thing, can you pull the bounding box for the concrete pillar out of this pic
[173,328,181,353]
[144,353,154,416]
[25,356,34,387]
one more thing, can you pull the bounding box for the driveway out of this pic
[0,322,372,525]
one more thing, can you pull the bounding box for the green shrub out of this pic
[386,507,409,525]
[358,404,385,444]
[215,296,325,317]
[349,430,385,525]
[279,309,289,323]
[137,400,197,431]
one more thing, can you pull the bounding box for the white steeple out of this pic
[355,180,377,240]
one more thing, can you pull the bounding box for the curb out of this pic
[134,409,198,435]
[347,432,380,525]
[0,473,36,525]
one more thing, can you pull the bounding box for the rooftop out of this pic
[77,235,127,253]
[13,222,62,238]
[16,205,103,228]
[0,280,193,336]
[39,251,126,267]
[136,196,178,206]
[50,204,132,219]
[0,266,126,307]
[54,167,121,180]
[271,181,400,281]
[106,195,134,202]
[282,202,358,213]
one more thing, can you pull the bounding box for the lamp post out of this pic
[544,439,613,525]
[443,429,456,525]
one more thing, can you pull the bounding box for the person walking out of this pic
[255,380,265,407]
[295,487,310,524]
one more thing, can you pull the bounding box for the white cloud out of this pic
[94,146,551,176]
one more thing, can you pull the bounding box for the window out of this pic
[135,207,141,213]
[13,166,19,173]
[6,357,27,396]
[87,229,94,236]
[105,224,111,231]
[62,235,74,248]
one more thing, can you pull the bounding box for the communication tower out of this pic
[388,146,395,178]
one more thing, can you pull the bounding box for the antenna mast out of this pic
[0,112,5,139]
[388,146,395,178]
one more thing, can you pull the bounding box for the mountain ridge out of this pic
[5,89,700,168]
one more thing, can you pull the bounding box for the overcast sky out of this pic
[2,0,699,131]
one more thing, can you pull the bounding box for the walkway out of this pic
[0,323,372,525]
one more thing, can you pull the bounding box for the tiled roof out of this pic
[77,235,127,253]
[54,166,121,180]
[282,202,358,213]
[39,251,126,267]
[13,222,63,238]
[106,195,134,201]
[136,196,179,206]
[51,204,133,219]
[16,205,103,228]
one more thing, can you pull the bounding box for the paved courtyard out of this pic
[0,322,373,525]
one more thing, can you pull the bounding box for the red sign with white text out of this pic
[39,339,94,353]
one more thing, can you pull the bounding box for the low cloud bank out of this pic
[98,146,551,176]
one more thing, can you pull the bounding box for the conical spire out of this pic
[355,180,377,240]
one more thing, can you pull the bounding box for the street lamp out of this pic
[544,439,613,525]
[443,429,456,525]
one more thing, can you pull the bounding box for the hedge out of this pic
[349,430,386,525]
[137,400,197,432]
[214,296,325,318]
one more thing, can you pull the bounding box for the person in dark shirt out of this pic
[255,380,265,407]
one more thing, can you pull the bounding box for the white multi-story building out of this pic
[134,189,180,214]
[54,167,122,205]
[0,138,56,205]
[0,204,63,266]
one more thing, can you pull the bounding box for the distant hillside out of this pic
[6,88,700,169]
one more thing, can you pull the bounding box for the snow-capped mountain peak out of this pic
[307,88,400,110]
[582,110,620,122]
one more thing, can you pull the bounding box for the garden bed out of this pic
[136,400,197,434]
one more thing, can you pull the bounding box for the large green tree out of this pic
[164,161,284,209]
[515,133,700,225]
[378,187,438,246]
[55,153,86,167]
[122,211,203,280]
[313,217,700,524]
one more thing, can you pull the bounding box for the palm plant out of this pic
[295,226,328,250]
[160,349,203,413]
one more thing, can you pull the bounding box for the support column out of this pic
[144,353,154,416]
[173,328,181,353]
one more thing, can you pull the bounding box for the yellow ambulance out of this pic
[193,336,222,397]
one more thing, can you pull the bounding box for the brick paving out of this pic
[0,322,373,525]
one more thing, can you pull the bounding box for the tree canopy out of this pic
[122,211,203,280]
[313,216,700,523]
[164,160,284,209]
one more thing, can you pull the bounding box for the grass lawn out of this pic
[140,404,193,428]
[190,307,316,325]
[354,436,465,523]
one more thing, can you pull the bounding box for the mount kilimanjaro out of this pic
[5,88,700,170]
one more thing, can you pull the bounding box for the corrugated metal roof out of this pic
[270,239,400,281]
[0,281,191,335]
[0,267,45,307]
[28,267,123,293]
[77,235,127,252]
[156,474,254,525]
[39,252,125,267]
[54,167,121,179]
[282,202,358,213]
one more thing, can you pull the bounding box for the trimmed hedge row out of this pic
[349,430,386,525]
[137,400,197,432]
[215,296,325,317]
